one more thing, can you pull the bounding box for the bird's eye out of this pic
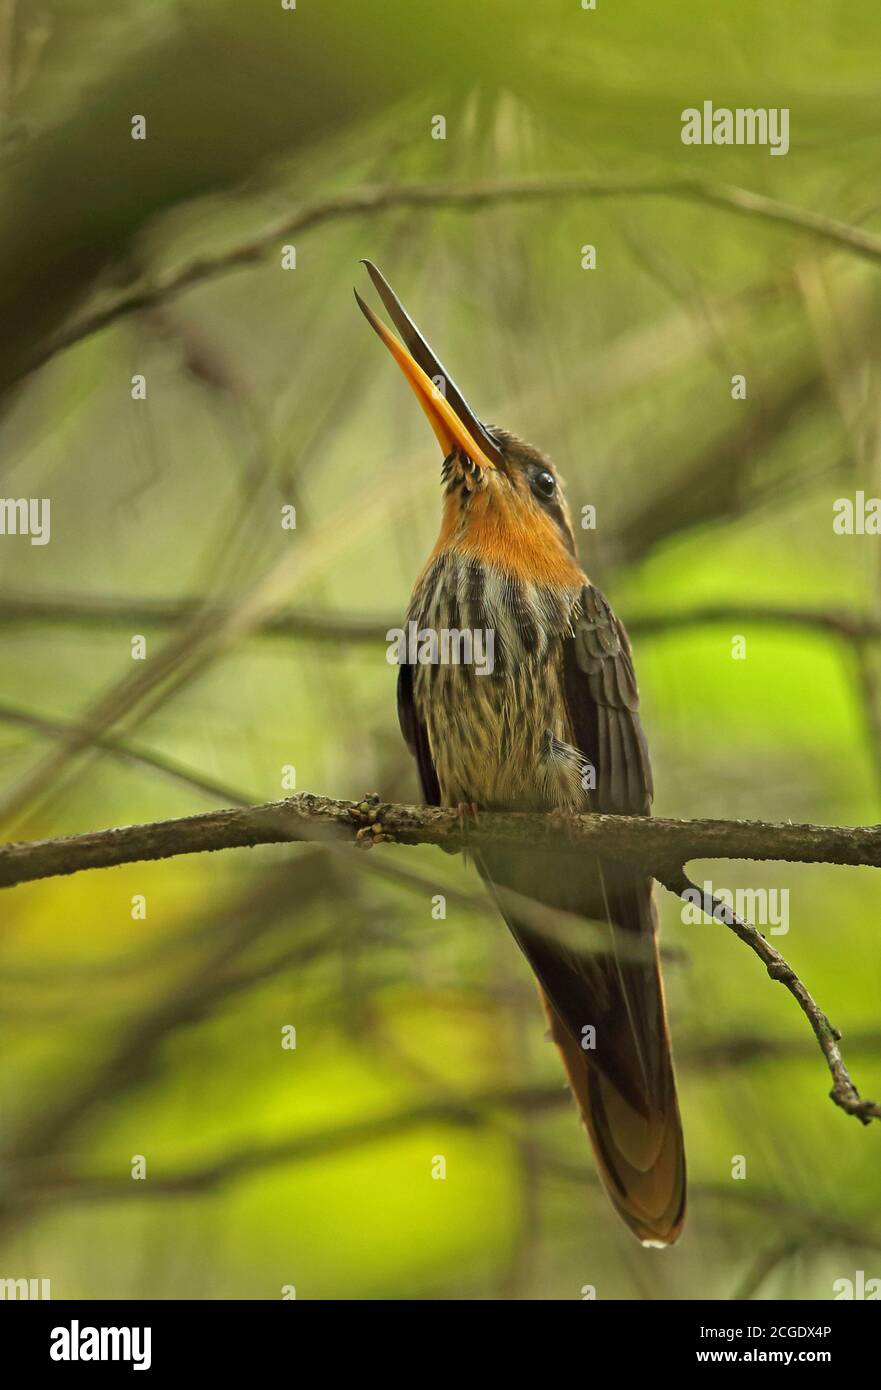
[531,469,556,500]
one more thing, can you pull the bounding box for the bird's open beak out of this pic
[355,261,503,472]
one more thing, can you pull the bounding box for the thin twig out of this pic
[659,869,881,1126]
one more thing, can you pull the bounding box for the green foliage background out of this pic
[0,0,879,1299]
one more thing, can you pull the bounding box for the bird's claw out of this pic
[456,801,481,834]
[546,806,579,843]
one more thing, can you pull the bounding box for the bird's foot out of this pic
[546,805,580,843]
[455,801,481,836]
[453,803,482,855]
[349,792,394,848]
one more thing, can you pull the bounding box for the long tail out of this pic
[480,849,686,1245]
[540,979,685,1246]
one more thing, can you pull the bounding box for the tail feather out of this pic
[477,844,686,1245]
[541,986,686,1246]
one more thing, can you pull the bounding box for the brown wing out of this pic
[563,583,653,815]
[480,584,685,1244]
[397,661,441,806]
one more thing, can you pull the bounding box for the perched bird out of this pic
[356,263,685,1246]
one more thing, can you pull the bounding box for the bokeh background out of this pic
[1,0,880,1300]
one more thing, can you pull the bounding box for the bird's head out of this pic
[356,262,583,589]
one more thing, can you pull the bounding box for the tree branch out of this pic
[3,793,878,1128]
[2,793,881,890]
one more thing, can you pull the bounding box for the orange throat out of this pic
[426,483,586,590]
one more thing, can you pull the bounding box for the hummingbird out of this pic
[355,263,685,1246]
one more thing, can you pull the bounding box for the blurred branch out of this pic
[630,605,881,644]
[28,174,881,386]
[0,2,479,398]
[729,1236,803,1301]
[0,854,337,1247]
[679,1028,881,1070]
[4,1084,560,1217]
[12,1094,881,1262]
[0,471,409,833]
[0,593,384,642]
[350,841,684,966]
[852,642,881,807]
[4,593,881,645]
[0,699,257,807]
[614,366,826,564]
